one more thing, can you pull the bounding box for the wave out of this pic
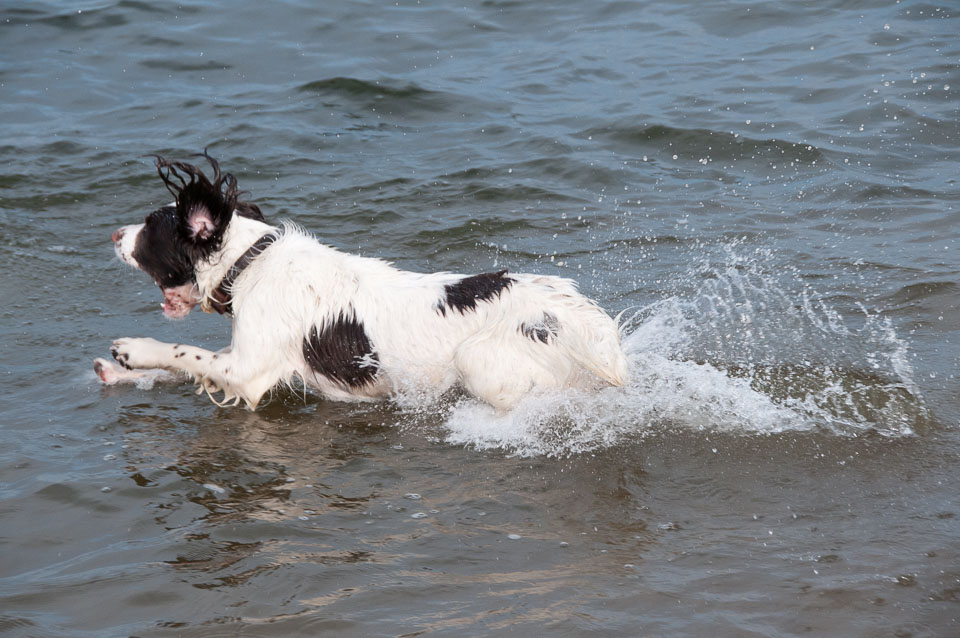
[578,123,826,165]
[299,77,437,102]
[297,77,499,121]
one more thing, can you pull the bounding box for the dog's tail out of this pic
[562,305,630,388]
[515,275,630,388]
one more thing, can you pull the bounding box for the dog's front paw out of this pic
[94,357,124,384]
[111,337,168,370]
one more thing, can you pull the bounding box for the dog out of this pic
[95,153,629,410]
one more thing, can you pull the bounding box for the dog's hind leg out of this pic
[453,327,572,410]
[110,337,278,409]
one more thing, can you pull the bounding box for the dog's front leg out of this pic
[94,356,180,385]
[110,337,209,371]
[111,337,272,409]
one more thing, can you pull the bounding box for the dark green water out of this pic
[1,1,958,636]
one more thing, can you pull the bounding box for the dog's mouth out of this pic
[160,282,200,319]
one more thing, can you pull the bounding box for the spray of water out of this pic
[441,247,927,456]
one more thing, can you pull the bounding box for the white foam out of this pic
[441,249,926,456]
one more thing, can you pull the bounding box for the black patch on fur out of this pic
[521,312,560,344]
[442,270,513,314]
[235,200,264,221]
[131,152,264,291]
[151,151,263,262]
[303,313,380,388]
[132,205,194,288]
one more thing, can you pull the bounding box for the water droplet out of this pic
[507,534,522,540]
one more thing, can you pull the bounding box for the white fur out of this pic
[108,215,629,410]
[113,223,142,267]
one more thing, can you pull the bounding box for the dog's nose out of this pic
[112,227,124,244]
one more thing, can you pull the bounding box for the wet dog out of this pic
[95,153,628,410]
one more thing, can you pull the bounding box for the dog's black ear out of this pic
[177,175,235,253]
[151,153,239,257]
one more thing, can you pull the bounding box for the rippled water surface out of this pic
[2,1,959,636]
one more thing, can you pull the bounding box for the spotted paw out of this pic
[110,337,167,370]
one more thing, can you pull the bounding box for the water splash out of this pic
[441,247,927,456]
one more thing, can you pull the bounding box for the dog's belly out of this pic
[303,366,451,403]
[306,376,393,402]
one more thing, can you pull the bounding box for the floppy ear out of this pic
[154,152,237,257]
[186,205,217,241]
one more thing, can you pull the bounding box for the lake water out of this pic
[2,1,958,636]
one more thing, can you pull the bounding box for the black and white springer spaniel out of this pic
[94,153,629,410]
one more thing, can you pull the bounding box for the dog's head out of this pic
[112,152,264,319]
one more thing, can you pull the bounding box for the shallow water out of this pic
[2,0,959,635]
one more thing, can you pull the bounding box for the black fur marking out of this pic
[131,153,263,293]
[152,152,264,263]
[132,206,193,289]
[303,313,380,388]
[521,312,560,344]
[235,200,264,222]
[443,270,513,314]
